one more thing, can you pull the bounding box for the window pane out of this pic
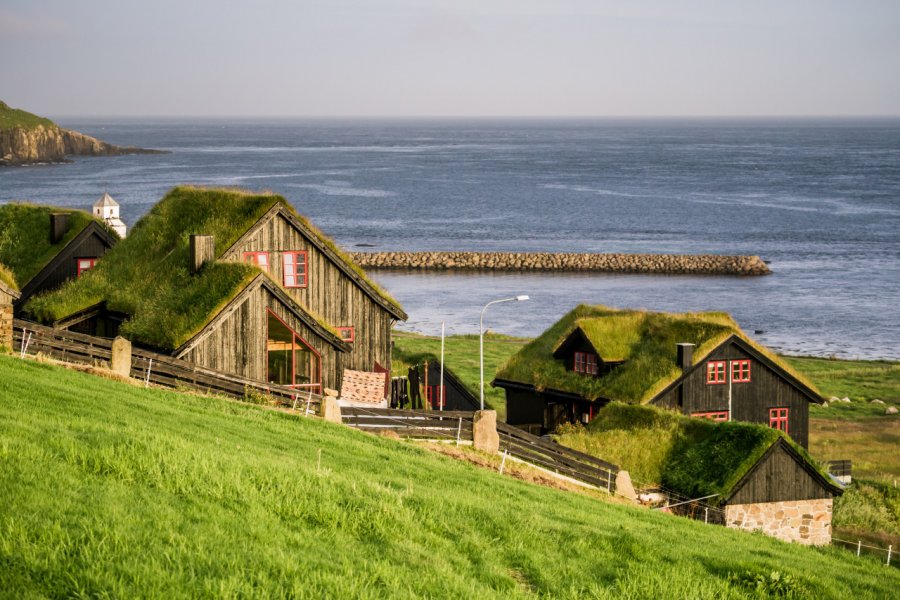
[267,313,293,385]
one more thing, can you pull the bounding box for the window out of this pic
[692,411,729,422]
[706,361,727,384]
[283,251,308,288]
[425,385,446,410]
[76,258,97,277]
[769,408,789,434]
[336,326,355,342]
[266,309,320,393]
[731,360,752,383]
[243,252,269,272]
[574,351,599,375]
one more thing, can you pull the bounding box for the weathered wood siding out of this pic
[728,443,835,505]
[181,285,343,391]
[653,340,811,448]
[222,212,393,374]
[18,227,114,305]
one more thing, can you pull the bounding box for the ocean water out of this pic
[1,118,898,359]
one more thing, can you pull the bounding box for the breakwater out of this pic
[351,252,771,276]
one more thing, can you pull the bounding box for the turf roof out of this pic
[27,186,395,351]
[0,203,104,287]
[494,304,819,404]
[586,403,834,503]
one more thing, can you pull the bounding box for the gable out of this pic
[222,206,406,320]
[727,440,841,504]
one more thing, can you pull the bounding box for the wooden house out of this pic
[0,264,19,349]
[27,187,407,394]
[0,203,119,308]
[418,360,481,411]
[592,403,842,545]
[493,305,822,447]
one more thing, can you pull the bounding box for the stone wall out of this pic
[724,498,832,545]
[0,302,12,351]
[351,252,770,276]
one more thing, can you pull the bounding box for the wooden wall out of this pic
[222,212,394,374]
[653,340,811,448]
[729,443,835,505]
[181,284,344,392]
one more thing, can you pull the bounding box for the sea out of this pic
[1,118,899,360]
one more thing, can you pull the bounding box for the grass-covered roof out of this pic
[27,187,286,350]
[567,403,834,503]
[0,263,18,292]
[26,186,392,351]
[0,203,103,287]
[495,304,819,404]
[0,101,55,130]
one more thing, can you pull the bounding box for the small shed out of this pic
[419,360,481,411]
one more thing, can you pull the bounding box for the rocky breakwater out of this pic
[350,252,771,276]
[0,124,166,166]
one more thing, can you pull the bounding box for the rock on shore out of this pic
[351,252,771,276]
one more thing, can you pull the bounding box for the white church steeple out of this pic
[93,193,127,238]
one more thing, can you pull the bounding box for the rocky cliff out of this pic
[0,124,166,166]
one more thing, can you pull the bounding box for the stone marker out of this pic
[320,396,342,423]
[615,470,638,501]
[110,336,132,379]
[473,410,500,453]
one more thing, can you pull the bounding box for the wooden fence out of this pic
[496,421,619,493]
[341,406,475,441]
[13,320,318,409]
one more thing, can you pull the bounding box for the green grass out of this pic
[833,479,900,540]
[0,204,102,288]
[0,101,55,130]
[1,355,897,597]
[392,331,527,419]
[786,356,900,418]
[0,263,17,291]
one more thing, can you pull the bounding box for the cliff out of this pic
[0,101,166,166]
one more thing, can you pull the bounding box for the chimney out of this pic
[676,343,694,372]
[189,235,215,274]
[50,213,70,244]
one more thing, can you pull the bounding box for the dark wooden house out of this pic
[493,305,822,447]
[417,359,481,411]
[28,187,406,395]
[0,203,118,308]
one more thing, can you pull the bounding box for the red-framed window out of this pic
[425,385,446,410]
[283,251,308,288]
[574,351,599,375]
[266,309,321,393]
[243,252,269,272]
[731,359,752,383]
[769,408,789,434]
[692,411,729,422]
[336,326,354,342]
[706,361,727,384]
[76,258,97,277]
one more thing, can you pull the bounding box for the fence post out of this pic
[455,418,462,446]
[111,336,132,378]
[473,410,499,453]
[499,449,508,474]
[320,394,342,424]
[857,540,862,557]
[888,545,892,566]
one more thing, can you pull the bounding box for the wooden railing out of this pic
[13,319,319,409]
[496,421,619,493]
[341,406,474,441]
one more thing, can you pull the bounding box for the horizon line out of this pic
[47,113,900,121]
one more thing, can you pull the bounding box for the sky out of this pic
[2,0,899,118]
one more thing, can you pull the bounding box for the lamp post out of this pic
[480,295,529,410]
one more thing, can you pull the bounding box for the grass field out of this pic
[0,101,55,130]
[2,354,898,598]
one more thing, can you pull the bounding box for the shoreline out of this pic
[352,251,771,276]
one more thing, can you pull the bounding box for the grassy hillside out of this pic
[0,101,55,130]
[1,355,897,597]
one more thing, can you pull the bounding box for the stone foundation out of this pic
[724,499,832,545]
[0,303,12,351]
[351,252,770,276]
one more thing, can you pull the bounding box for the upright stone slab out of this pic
[110,336,132,378]
[473,410,500,453]
[320,396,342,424]
[615,470,637,501]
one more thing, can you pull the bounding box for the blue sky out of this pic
[2,0,899,117]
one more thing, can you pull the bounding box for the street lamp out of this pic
[480,295,529,410]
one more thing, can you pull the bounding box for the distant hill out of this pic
[0,101,166,166]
